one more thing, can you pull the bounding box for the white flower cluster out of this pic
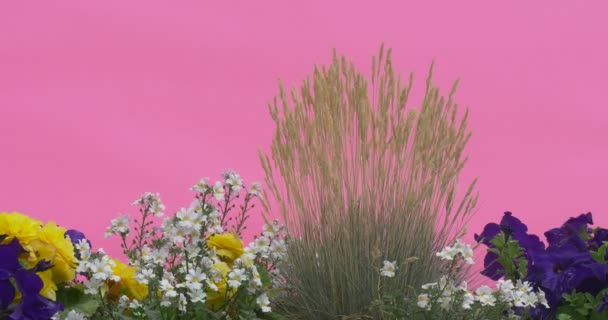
[92,170,286,316]
[250,220,287,261]
[52,310,88,320]
[132,192,166,217]
[417,278,549,312]
[436,239,474,264]
[413,240,549,314]
[104,214,130,238]
[495,279,550,309]
[78,248,121,294]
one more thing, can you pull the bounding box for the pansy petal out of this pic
[0,280,16,310]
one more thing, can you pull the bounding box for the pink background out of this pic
[1,1,607,259]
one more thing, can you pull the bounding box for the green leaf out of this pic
[56,285,101,317]
[591,242,608,263]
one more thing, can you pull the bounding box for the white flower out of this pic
[475,285,497,306]
[380,260,397,278]
[88,255,117,281]
[462,292,475,309]
[185,267,207,290]
[497,279,515,292]
[515,280,533,294]
[201,256,214,268]
[537,289,550,308]
[417,293,430,309]
[227,268,248,288]
[118,295,131,308]
[192,178,210,194]
[436,246,458,261]
[213,181,225,201]
[103,226,114,238]
[263,220,281,236]
[160,279,178,298]
[461,246,475,264]
[129,300,142,310]
[136,268,154,285]
[133,192,165,216]
[65,310,87,320]
[109,214,130,234]
[240,251,257,268]
[248,182,262,197]
[210,267,224,284]
[151,247,169,264]
[176,207,199,230]
[256,293,272,312]
[84,278,104,294]
[225,172,243,194]
[75,239,91,260]
[270,239,287,260]
[178,293,188,313]
[421,282,438,290]
[437,295,452,310]
[188,288,207,303]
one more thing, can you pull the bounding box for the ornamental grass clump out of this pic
[259,45,479,319]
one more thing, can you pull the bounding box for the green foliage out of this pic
[488,233,528,280]
[590,242,608,263]
[556,290,608,320]
[56,286,101,318]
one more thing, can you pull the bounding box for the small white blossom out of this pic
[108,214,130,235]
[185,267,207,290]
[462,292,475,309]
[436,246,458,261]
[65,310,87,320]
[227,268,248,288]
[475,285,497,306]
[192,178,210,194]
[248,182,262,197]
[417,293,430,309]
[380,260,397,278]
[213,181,225,201]
[256,293,272,312]
[188,288,207,303]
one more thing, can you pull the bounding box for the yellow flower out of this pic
[206,261,233,311]
[108,259,148,301]
[207,233,244,263]
[37,269,58,301]
[0,212,42,244]
[34,222,78,284]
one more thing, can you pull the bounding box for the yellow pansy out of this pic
[207,233,244,263]
[34,222,78,283]
[0,212,42,244]
[108,258,148,301]
[37,269,59,301]
[206,261,234,311]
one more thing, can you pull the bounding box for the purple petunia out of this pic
[545,212,593,251]
[474,212,545,280]
[0,235,64,320]
[477,212,608,318]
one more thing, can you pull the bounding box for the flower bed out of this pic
[1,172,607,319]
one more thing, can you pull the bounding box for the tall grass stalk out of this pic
[259,45,479,319]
